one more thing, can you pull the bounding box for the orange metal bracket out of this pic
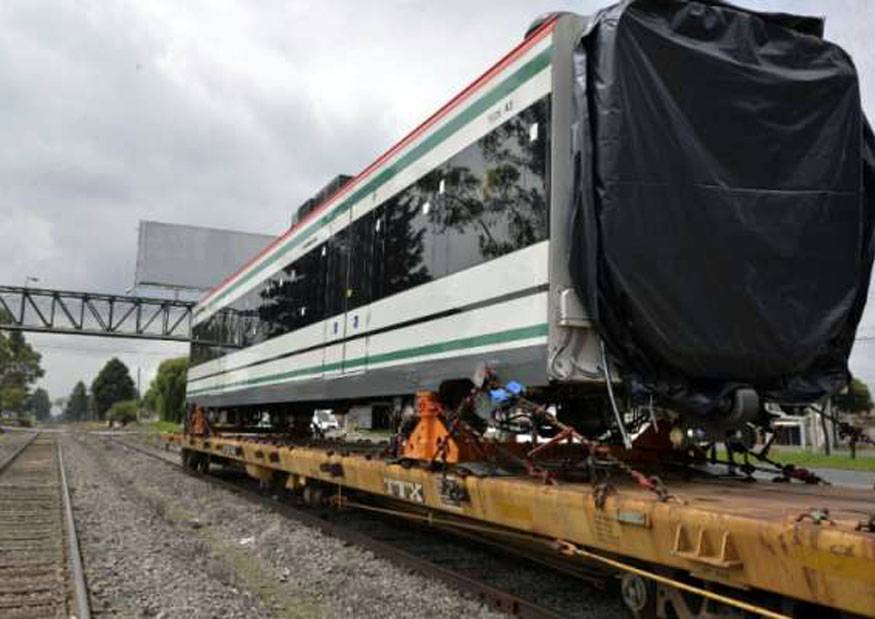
[401,392,483,463]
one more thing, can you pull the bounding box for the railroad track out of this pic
[0,433,90,619]
[107,435,613,619]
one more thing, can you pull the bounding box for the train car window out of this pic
[380,194,432,298]
[188,94,551,367]
[444,96,550,275]
[228,309,241,348]
[502,97,550,251]
[243,290,258,345]
[370,203,387,302]
[196,307,236,363]
[226,292,244,347]
[258,269,293,340]
[188,241,330,366]
[409,170,448,284]
[293,242,327,330]
[253,242,327,337]
[191,319,216,364]
[190,305,242,365]
[192,344,205,365]
[324,227,350,319]
[241,299,258,347]
[220,310,235,349]
[442,143,503,274]
[347,212,373,312]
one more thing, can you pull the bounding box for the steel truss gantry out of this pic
[0,285,199,343]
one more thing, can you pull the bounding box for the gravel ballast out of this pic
[0,428,37,462]
[62,432,513,618]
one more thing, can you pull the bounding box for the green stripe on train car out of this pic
[187,322,548,396]
[196,45,554,319]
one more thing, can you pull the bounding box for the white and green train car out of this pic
[186,14,601,416]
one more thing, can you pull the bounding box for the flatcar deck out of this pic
[165,432,875,617]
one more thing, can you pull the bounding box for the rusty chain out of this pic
[445,371,676,506]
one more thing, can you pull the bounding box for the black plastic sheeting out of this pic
[571,0,875,417]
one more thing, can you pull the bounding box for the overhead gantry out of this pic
[0,284,220,344]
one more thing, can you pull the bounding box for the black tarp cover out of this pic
[571,0,875,415]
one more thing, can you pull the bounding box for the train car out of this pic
[185,3,873,439]
[187,14,597,417]
[170,5,875,616]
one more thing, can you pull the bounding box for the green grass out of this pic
[132,420,181,434]
[764,450,875,472]
[64,421,111,431]
[719,448,875,472]
[352,428,393,438]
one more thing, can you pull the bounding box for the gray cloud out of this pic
[0,0,872,400]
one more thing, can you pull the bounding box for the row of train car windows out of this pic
[191,95,551,366]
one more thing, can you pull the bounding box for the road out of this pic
[812,467,875,489]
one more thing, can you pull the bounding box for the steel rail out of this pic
[58,443,92,619]
[0,433,91,618]
[107,436,564,619]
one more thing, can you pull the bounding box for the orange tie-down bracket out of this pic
[190,405,211,437]
[401,391,486,464]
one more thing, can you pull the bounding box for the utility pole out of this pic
[820,402,832,456]
[136,367,142,423]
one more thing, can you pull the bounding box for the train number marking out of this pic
[487,98,514,124]
[384,479,424,503]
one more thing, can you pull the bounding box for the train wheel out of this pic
[621,573,656,618]
[302,485,325,507]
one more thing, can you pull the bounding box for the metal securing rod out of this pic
[58,443,92,619]
[558,541,791,619]
[600,339,632,449]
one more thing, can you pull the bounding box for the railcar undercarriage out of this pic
[169,369,875,618]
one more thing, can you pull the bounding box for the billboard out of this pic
[134,221,275,291]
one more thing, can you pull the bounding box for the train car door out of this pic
[342,207,374,374]
[322,213,350,379]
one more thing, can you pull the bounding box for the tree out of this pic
[833,378,873,415]
[108,399,139,425]
[141,384,158,415]
[0,326,45,414]
[148,357,189,423]
[64,381,90,421]
[26,387,51,421]
[91,358,137,420]
[830,378,873,459]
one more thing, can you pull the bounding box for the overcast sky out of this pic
[1,0,873,405]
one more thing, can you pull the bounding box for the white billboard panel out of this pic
[134,221,275,291]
